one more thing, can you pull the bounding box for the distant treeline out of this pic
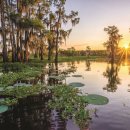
[59,49,107,57]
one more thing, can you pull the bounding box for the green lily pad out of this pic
[81,94,109,105]
[68,82,85,87]
[72,75,82,77]
[0,105,8,114]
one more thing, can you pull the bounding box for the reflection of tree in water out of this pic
[0,96,66,130]
[47,63,59,85]
[103,62,120,92]
[47,62,77,86]
[85,60,91,71]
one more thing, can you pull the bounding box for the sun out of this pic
[124,43,129,49]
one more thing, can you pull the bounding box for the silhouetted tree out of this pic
[104,26,122,63]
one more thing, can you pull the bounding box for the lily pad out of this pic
[72,75,82,77]
[68,82,85,87]
[81,94,109,105]
[0,105,8,114]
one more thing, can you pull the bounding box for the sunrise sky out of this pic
[61,0,130,50]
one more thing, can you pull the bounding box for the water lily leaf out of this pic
[68,82,85,87]
[81,94,109,105]
[72,75,82,77]
[0,105,8,114]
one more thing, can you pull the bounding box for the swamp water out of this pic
[0,60,130,130]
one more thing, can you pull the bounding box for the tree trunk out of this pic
[24,31,29,62]
[55,29,59,63]
[1,0,8,62]
[111,41,115,63]
[48,40,52,61]
[40,46,43,61]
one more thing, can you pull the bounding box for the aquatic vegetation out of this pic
[0,85,50,106]
[13,83,32,87]
[0,85,48,99]
[0,67,43,88]
[81,94,109,105]
[48,85,90,129]
[0,105,8,114]
[0,98,18,106]
[49,75,66,81]
[72,75,83,77]
[68,82,85,87]
[0,87,4,92]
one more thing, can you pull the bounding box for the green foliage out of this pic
[0,98,18,106]
[19,18,44,29]
[21,0,39,6]
[10,13,21,22]
[48,75,66,80]
[0,85,47,99]
[48,85,90,129]
[0,63,43,88]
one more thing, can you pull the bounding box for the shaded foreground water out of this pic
[1,60,130,130]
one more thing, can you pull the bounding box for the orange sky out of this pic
[60,0,130,50]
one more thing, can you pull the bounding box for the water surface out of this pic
[1,60,130,130]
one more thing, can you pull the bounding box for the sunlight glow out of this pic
[124,43,129,49]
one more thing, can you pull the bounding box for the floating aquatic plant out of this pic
[81,94,109,105]
[68,82,85,87]
[72,75,83,77]
[0,105,8,114]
